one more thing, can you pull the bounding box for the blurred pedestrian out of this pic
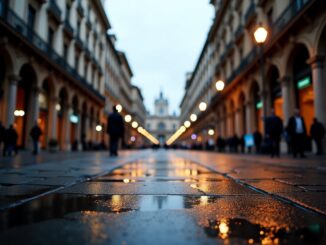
[240,134,245,153]
[287,109,307,158]
[310,118,325,155]
[266,109,283,158]
[0,121,5,152]
[30,122,43,155]
[107,105,124,156]
[3,125,18,157]
[253,130,262,154]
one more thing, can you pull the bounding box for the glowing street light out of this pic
[180,126,186,133]
[14,110,25,117]
[184,121,191,128]
[215,80,225,92]
[132,121,138,128]
[190,114,197,122]
[124,114,132,123]
[254,26,268,44]
[254,24,268,134]
[116,104,123,113]
[208,129,215,136]
[95,125,102,132]
[199,102,207,112]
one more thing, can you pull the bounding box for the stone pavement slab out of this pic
[0,150,326,244]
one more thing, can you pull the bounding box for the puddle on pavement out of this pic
[204,217,324,244]
[0,194,219,232]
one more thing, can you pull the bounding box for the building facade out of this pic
[0,0,147,151]
[179,0,326,150]
[146,92,179,145]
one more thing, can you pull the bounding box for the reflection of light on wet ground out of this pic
[204,218,324,244]
[218,219,229,239]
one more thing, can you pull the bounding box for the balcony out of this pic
[47,0,61,24]
[77,1,84,17]
[271,0,312,39]
[63,19,74,38]
[75,35,83,50]
[225,41,234,54]
[0,8,105,102]
[234,25,244,41]
[86,17,92,29]
[244,3,256,26]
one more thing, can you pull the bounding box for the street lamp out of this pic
[190,114,197,122]
[116,104,123,113]
[124,114,132,123]
[184,121,191,128]
[208,129,215,136]
[254,24,268,134]
[132,121,138,128]
[199,102,207,112]
[215,80,225,92]
[254,26,268,44]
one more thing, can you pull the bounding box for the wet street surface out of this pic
[0,150,325,244]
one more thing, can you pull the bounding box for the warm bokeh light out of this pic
[14,110,25,117]
[95,125,102,132]
[116,104,123,112]
[254,26,268,44]
[55,104,61,111]
[184,121,191,128]
[208,129,215,136]
[132,121,138,128]
[219,220,229,239]
[199,102,207,112]
[190,114,197,122]
[124,114,132,123]
[215,80,225,92]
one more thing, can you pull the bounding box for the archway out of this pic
[250,81,263,133]
[0,55,6,121]
[70,96,79,150]
[290,44,313,131]
[17,64,37,148]
[58,88,68,149]
[238,92,246,135]
[267,65,282,119]
[38,79,52,148]
[81,101,88,150]
[229,99,235,137]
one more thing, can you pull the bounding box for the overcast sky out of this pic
[104,0,214,115]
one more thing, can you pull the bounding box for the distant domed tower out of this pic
[154,91,169,117]
[146,90,179,146]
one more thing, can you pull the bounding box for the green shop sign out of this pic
[297,76,311,90]
[256,101,263,109]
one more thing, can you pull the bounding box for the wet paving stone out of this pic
[0,185,53,198]
[59,181,203,195]
[0,151,326,244]
[26,177,82,186]
[298,185,326,192]
[0,194,325,244]
[0,175,43,185]
[244,179,304,193]
[189,180,257,195]
[277,192,326,215]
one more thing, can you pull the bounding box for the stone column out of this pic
[308,56,326,126]
[49,97,59,140]
[245,100,254,134]
[64,104,71,151]
[27,86,41,149]
[235,108,242,136]
[6,75,20,127]
[75,109,82,151]
[280,76,292,124]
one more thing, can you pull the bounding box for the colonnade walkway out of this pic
[0,149,325,244]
